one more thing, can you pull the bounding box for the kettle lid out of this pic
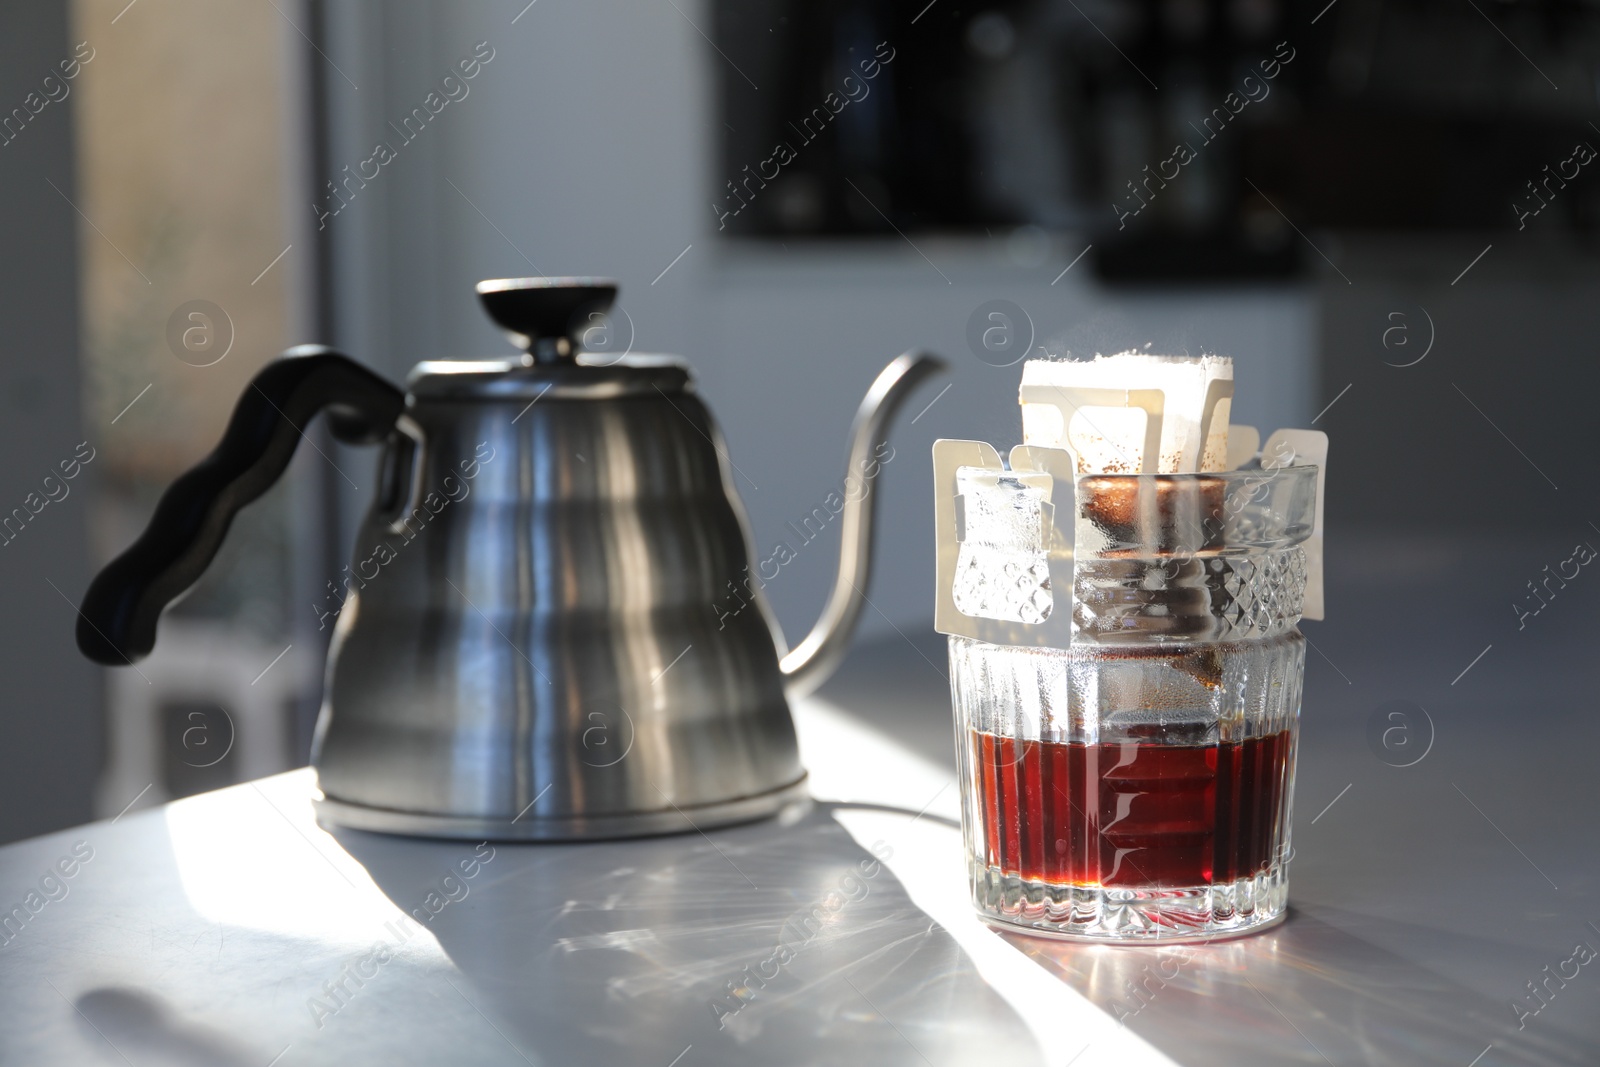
[477,276,616,362]
[408,277,689,400]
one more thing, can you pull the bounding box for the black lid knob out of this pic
[476,277,618,363]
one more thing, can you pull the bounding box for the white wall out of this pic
[319,0,1315,643]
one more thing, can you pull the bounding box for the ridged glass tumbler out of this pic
[950,466,1316,942]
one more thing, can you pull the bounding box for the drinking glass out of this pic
[944,463,1317,941]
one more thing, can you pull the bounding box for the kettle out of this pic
[77,277,943,839]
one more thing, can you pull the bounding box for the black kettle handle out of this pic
[77,346,405,666]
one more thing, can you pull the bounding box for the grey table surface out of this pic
[1,533,1597,1066]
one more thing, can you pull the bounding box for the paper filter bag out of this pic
[1019,353,1233,474]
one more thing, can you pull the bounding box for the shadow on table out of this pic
[69,987,258,1067]
[332,800,1039,1067]
[1006,904,1593,1067]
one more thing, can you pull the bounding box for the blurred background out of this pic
[3,0,1597,843]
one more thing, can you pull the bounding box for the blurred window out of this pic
[71,0,316,809]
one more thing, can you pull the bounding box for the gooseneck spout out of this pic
[779,350,946,697]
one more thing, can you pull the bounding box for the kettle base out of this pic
[312,775,810,842]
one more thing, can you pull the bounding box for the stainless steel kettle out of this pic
[77,277,943,839]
